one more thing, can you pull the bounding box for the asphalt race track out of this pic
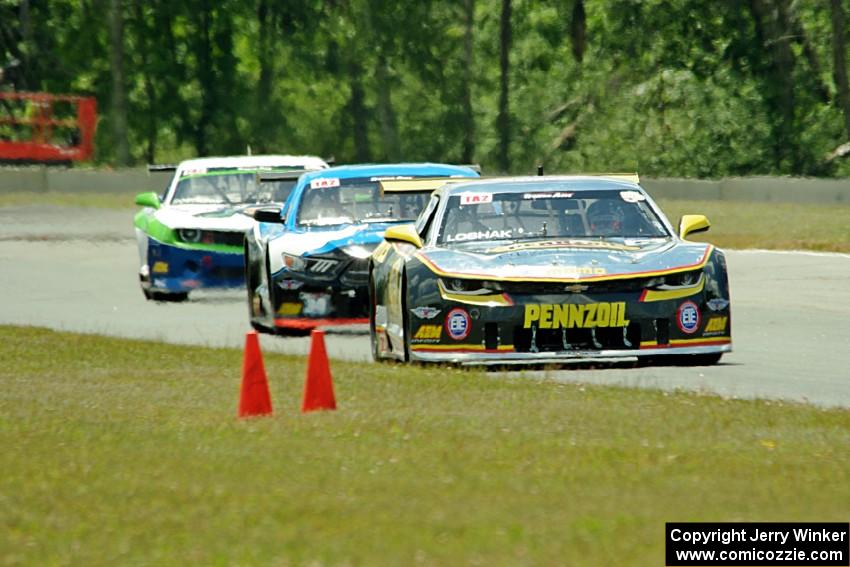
[2,204,849,407]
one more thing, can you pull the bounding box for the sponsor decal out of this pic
[445,308,471,340]
[703,315,728,335]
[446,229,512,243]
[619,190,646,203]
[412,324,442,342]
[706,298,729,311]
[277,279,304,291]
[299,292,331,317]
[522,192,574,200]
[152,261,169,274]
[309,177,341,189]
[153,278,166,287]
[677,300,701,334]
[277,302,302,316]
[523,302,629,329]
[371,175,412,181]
[411,306,441,319]
[551,265,606,276]
[460,192,492,205]
[487,239,641,253]
[564,283,589,293]
[181,167,206,177]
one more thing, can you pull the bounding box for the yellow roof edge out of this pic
[378,177,472,193]
[587,173,640,184]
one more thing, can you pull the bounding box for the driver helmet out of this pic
[587,198,626,236]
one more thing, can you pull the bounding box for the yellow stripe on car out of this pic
[437,279,514,306]
[640,275,705,302]
[416,246,714,284]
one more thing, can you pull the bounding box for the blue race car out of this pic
[244,163,479,332]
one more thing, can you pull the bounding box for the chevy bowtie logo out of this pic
[564,283,589,293]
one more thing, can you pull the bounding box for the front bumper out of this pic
[405,290,732,364]
[147,240,244,292]
[410,342,732,365]
[269,262,370,330]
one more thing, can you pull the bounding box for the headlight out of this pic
[646,270,703,289]
[343,244,374,259]
[440,278,498,295]
[177,228,201,243]
[283,253,307,271]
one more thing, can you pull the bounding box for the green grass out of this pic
[2,326,849,566]
[2,192,849,252]
[0,191,136,209]
[658,199,850,252]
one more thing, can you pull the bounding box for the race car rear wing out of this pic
[378,177,475,193]
[592,173,640,183]
[147,164,178,173]
[256,171,310,183]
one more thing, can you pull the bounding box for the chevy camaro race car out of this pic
[245,163,480,332]
[133,155,328,300]
[369,175,732,365]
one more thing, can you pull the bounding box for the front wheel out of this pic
[638,353,723,367]
[369,274,382,362]
[143,288,189,302]
[681,352,723,366]
[400,271,410,363]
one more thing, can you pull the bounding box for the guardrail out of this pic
[1,166,850,204]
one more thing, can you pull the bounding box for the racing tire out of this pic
[244,240,271,333]
[400,270,411,363]
[368,269,383,362]
[368,280,381,362]
[638,353,723,367]
[146,289,189,302]
[679,352,723,366]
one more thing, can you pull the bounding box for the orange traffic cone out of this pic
[238,331,273,418]
[302,329,336,412]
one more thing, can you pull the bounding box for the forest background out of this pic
[4,0,850,178]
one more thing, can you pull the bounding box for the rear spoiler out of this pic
[256,171,310,183]
[379,177,474,193]
[147,164,178,173]
[460,163,482,174]
[592,172,639,183]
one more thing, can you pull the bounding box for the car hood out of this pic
[417,238,713,281]
[154,204,256,231]
[268,223,398,270]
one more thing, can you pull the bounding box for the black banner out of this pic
[666,523,849,566]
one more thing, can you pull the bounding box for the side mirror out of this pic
[253,208,284,223]
[135,192,161,209]
[679,214,710,239]
[384,224,423,248]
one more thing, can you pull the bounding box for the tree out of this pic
[831,0,850,141]
[108,0,131,165]
[497,0,511,172]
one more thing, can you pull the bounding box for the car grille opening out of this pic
[655,318,670,345]
[484,323,499,350]
[513,322,642,353]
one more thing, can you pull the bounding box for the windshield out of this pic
[170,170,303,205]
[297,179,431,227]
[437,189,669,244]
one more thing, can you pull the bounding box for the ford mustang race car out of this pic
[245,163,480,332]
[133,155,328,300]
[369,175,732,365]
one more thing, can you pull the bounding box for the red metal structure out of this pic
[0,92,97,163]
